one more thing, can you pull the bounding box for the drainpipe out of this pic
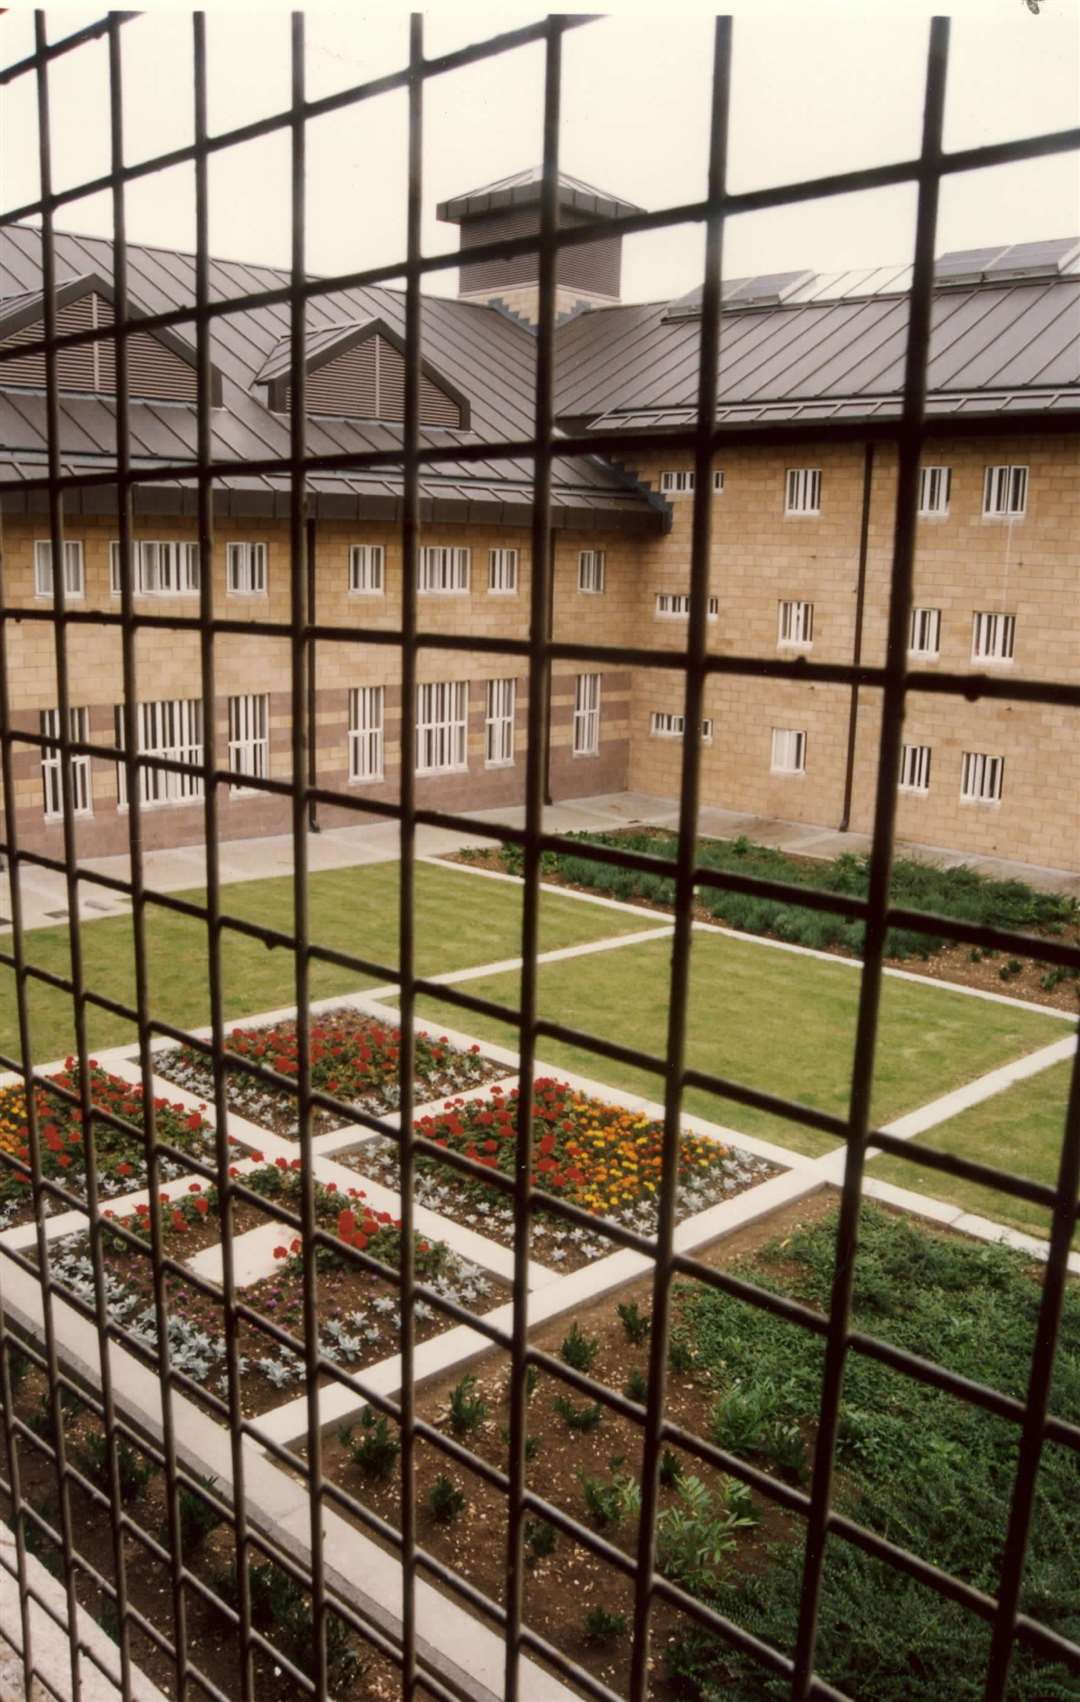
[839,442,874,833]
[306,515,320,832]
[543,531,556,807]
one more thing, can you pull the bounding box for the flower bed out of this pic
[154,1008,510,1136]
[339,1079,777,1270]
[0,1062,216,1231]
[48,1162,506,1417]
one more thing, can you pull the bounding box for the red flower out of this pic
[338,1209,356,1240]
[116,1162,132,1177]
[195,1198,209,1215]
[275,1157,289,1171]
[273,1246,288,1260]
[171,1211,186,1232]
[189,1183,202,1193]
[483,1139,499,1153]
[353,1232,369,1250]
[57,1155,71,1168]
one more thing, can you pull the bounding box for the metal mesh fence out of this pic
[0,11,1076,1702]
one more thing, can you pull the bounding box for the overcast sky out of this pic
[2,0,1078,305]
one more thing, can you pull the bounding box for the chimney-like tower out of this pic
[436,168,643,326]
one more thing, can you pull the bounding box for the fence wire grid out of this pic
[0,10,1076,1702]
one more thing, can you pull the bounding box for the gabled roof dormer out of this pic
[0,273,220,404]
[256,316,470,428]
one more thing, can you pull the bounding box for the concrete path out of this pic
[4,789,1079,934]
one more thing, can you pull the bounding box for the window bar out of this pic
[397,12,425,1697]
[790,21,951,1700]
[503,19,563,1701]
[287,17,330,1699]
[36,15,135,1697]
[191,15,257,1698]
[629,20,731,1699]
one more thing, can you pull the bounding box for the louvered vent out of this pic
[286,333,462,426]
[0,291,198,401]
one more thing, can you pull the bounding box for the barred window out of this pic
[918,465,952,516]
[983,463,1028,518]
[909,606,942,658]
[110,540,201,595]
[577,550,605,594]
[227,693,269,793]
[114,698,203,808]
[649,712,713,742]
[226,541,267,595]
[654,592,719,619]
[899,743,932,793]
[972,610,1016,662]
[771,727,806,774]
[660,470,695,493]
[961,750,1005,803]
[484,678,516,766]
[418,546,469,593]
[40,707,92,819]
[34,539,85,599]
[573,673,601,755]
[784,467,822,514]
[349,685,384,782]
[417,681,468,774]
[488,548,518,594]
[349,544,385,594]
[778,599,814,647]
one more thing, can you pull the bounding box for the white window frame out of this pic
[777,599,814,648]
[660,470,695,494]
[898,743,932,794]
[577,550,605,595]
[416,681,468,775]
[487,549,519,595]
[34,540,85,600]
[115,699,203,809]
[484,678,516,767]
[771,727,806,775]
[348,685,384,783]
[110,540,200,596]
[573,673,601,756]
[961,750,1005,805]
[348,544,385,595]
[908,606,941,659]
[971,610,1016,664]
[982,464,1028,519]
[784,468,821,516]
[654,592,719,620]
[227,693,269,794]
[649,712,713,743]
[418,546,470,594]
[712,469,725,493]
[41,707,92,820]
[917,466,952,517]
[226,541,267,596]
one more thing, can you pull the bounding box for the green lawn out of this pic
[394,932,1069,1158]
[871,1057,1079,1248]
[1,862,646,1065]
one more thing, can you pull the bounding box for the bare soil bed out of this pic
[154,1007,510,1137]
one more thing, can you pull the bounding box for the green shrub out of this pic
[624,1367,649,1404]
[579,1471,641,1531]
[74,1431,155,1506]
[583,1605,626,1646]
[524,1517,557,1565]
[448,1374,488,1436]
[560,1323,599,1372]
[177,1474,225,1554]
[427,1475,466,1525]
[499,1423,539,1460]
[659,1446,683,1488]
[553,1393,602,1432]
[339,1409,400,1481]
[656,1475,755,1600]
[617,1300,651,1345]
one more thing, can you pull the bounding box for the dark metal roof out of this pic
[436,168,644,225]
[0,224,664,532]
[554,264,1080,428]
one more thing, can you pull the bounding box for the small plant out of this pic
[659,1447,683,1488]
[999,958,1024,982]
[617,1300,651,1346]
[560,1323,599,1372]
[525,1364,538,1400]
[969,946,985,963]
[668,1333,695,1376]
[712,1382,807,1482]
[584,1605,627,1647]
[579,1470,641,1531]
[656,1475,755,1599]
[177,1475,224,1555]
[524,1517,557,1565]
[74,1431,154,1506]
[499,1424,539,1460]
[1040,966,1066,992]
[553,1394,602,1432]
[339,1409,400,1481]
[624,1367,649,1404]
[448,1374,488,1436]
[427,1474,466,1525]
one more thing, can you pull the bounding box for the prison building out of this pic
[1,176,1077,869]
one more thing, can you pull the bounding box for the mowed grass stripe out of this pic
[397,932,1069,1158]
[0,861,644,1064]
[871,1057,1079,1249]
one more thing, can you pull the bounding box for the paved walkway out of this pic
[4,790,1079,933]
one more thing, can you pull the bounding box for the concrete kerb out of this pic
[860,1175,1080,1276]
